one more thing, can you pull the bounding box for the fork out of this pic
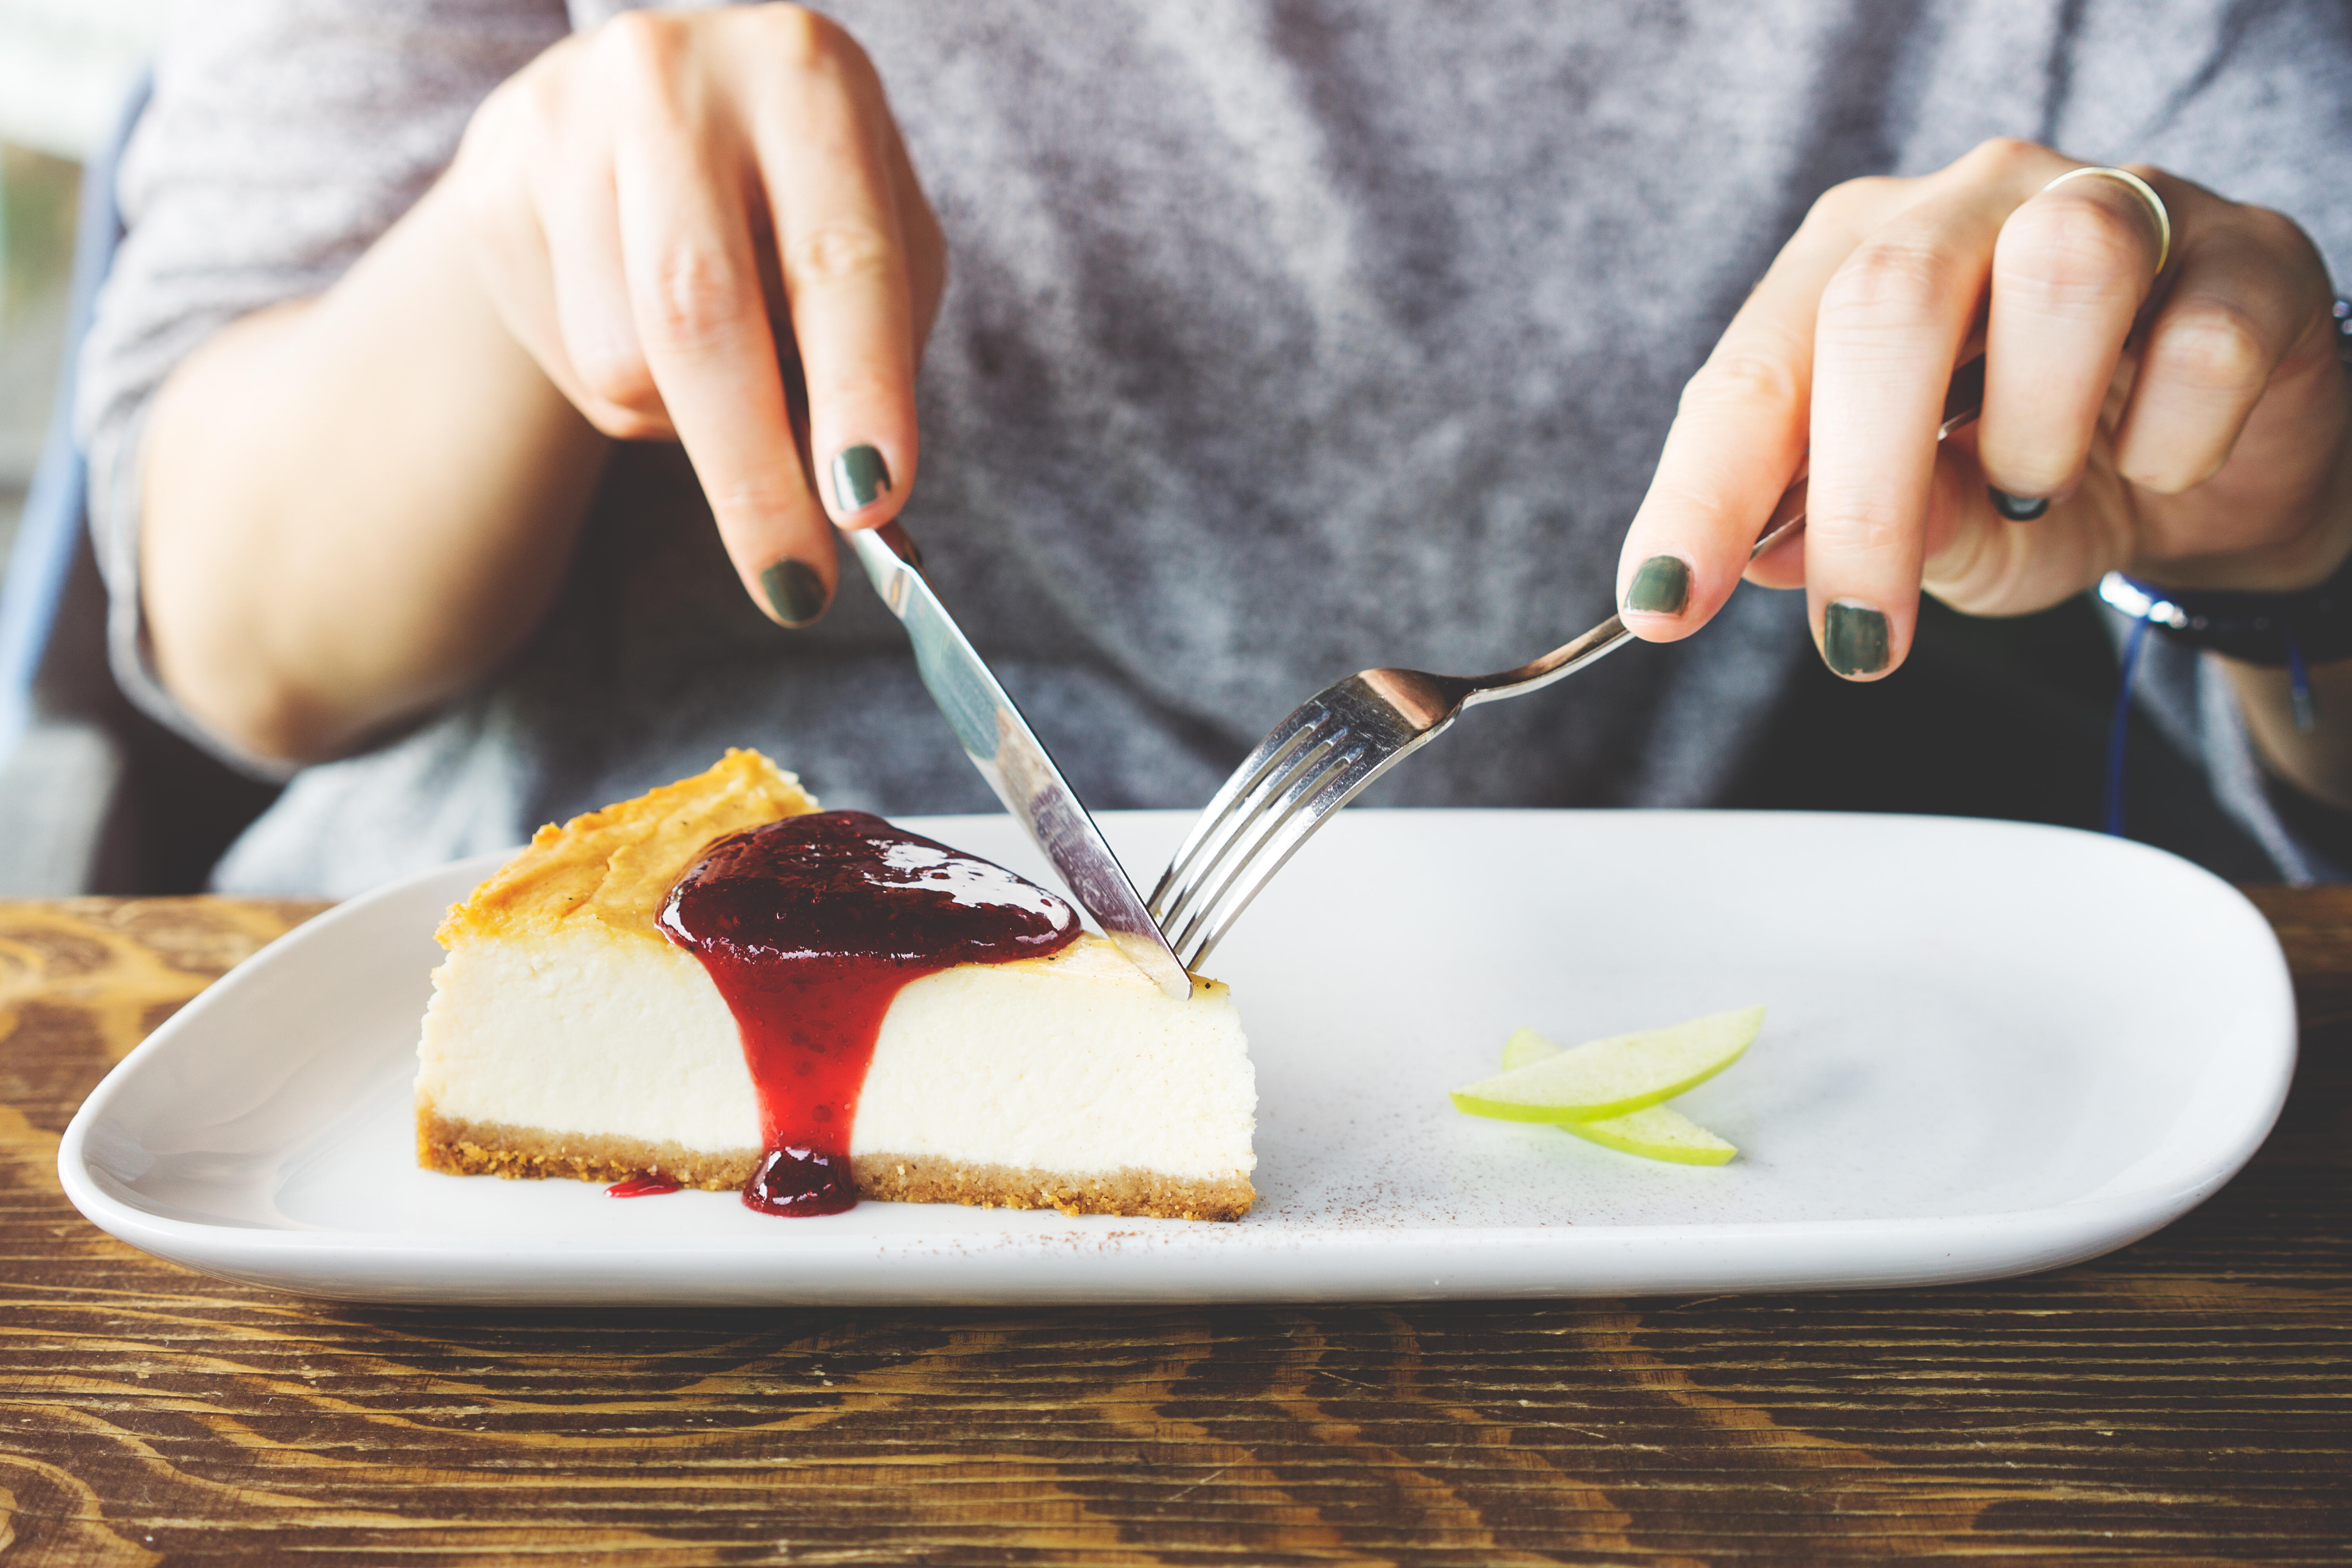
[1148,355,1988,972]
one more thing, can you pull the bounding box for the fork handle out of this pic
[1468,353,1991,706]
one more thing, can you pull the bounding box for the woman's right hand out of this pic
[450,3,945,626]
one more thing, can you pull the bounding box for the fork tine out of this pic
[1162,728,1368,958]
[1155,711,1350,943]
[1151,699,1342,921]
[1175,696,1470,971]
[1152,700,1338,911]
[1172,736,1394,971]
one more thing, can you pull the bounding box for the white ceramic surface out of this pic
[60,809,2294,1306]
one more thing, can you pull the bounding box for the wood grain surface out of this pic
[2,895,2346,1566]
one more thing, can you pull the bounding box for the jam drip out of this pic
[605,1173,682,1198]
[659,811,1081,1216]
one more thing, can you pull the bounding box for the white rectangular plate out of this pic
[61,809,2293,1306]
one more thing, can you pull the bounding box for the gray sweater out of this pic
[78,0,2352,896]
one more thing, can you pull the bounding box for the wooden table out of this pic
[3,894,2346,1566]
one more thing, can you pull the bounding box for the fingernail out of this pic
[1624,555,1692,616]
[1988,485,2049,521]
[1822,600,1891,677]
[761,559,829,626]
[832,444,892,514]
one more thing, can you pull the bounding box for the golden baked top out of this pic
[438,749,820,947]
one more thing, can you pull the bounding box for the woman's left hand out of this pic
[1615,136,2350,680]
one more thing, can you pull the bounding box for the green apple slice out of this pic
[1451,1005,1763,1124]
[1499,1025,1564,1071]
[1492,1024,1739,1163]
[1559,1104,1737,1165]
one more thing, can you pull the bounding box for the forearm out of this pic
[140,177,608,764]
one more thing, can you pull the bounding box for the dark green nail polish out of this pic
[832,444,892,513]
[1822,601,1890,677]
[761,559,828,626]
[1988,486,2049,521]
[1625,555,1692,615]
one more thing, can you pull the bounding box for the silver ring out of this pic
[2041,165,2171,274]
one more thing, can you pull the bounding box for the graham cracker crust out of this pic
[418,1111,758,1191]
[419,1110,1253,1221]
[855,1154,1252,1222]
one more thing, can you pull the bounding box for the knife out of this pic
[844,522,1195,1000]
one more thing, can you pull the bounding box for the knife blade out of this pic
[844,522,1194,1000]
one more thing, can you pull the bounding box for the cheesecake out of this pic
[415,750,1257,1220]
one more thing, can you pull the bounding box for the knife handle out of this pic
[842,520,928,620]
[865,519,923,572]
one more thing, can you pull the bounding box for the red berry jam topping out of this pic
[659,811,1081,1216]
[604,1172,682,1198]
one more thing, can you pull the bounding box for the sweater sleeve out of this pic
[71,0,572,774]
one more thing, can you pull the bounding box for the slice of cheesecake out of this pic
[415,750,1256,1220]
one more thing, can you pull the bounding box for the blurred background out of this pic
[1,0,167,557]
[0,1,274,900]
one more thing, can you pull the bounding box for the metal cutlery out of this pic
[846,522,1194,999]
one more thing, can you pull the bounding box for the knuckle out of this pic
[465,70,524,141]
[2151,299,2272,395]
[1998,196,2148,304]
[784,221,898,289]
[600,7,686,76]
[572,344,661,413]
[2113,450,2207,496]
[2240,203,2303,253]
[517,56,570,121]
[643,244,754,347]
[600,21,695,131]
[1810,175,1897,225]
[1963,135,2044,176]
[599,5,865,93]
[504,79,571,172]
[810,363,905,411]
[2234,202,2323,277]
[708,472,816,524]
[1817,497,1914,555]
[1681,351,1803,417]
[1641,477,1753,540]
[456,72,541,185]
[1820,240,1953,324]
[738,4,849,73]
[584,403,669,443]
